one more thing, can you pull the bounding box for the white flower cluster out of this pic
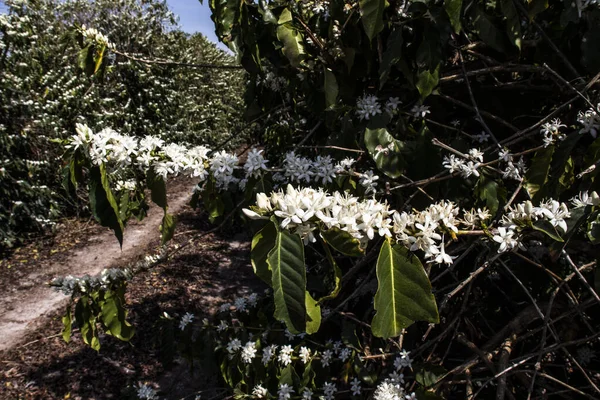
[356,94,382,120]
[179,312,194,330]
[442,148,483,179]
[137,383,158,400]
[571,191,600,208]
[540,118,567,147]
[67,124,271,190]
[577,104,600,138]
[493,199,572,253]
[80,25,115,49]
[51,268,133,296]
[278,152,347,185]
[244,186,469,264]
[497,149,527,181]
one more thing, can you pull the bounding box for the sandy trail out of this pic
[0,181,192,351]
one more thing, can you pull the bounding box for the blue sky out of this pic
[0,0,226,50]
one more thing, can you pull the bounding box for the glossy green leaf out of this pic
[531,220,564,242]
[525,145,555,202]
[416,67,440,100]
[444,0,463,33]
[251,221,277,285]
[89,164,124,246]
[324,68,338,109]
[61,306,72,343]
[359,0,386,41]
[147,169,167,209]
[268,229,307,333]
[475,176,506,216]
[259,0,277,24]
[321,228,365,257]
[527,0,548,19]
[317,240,342,303]
[276,24,305,68]
[379,27,403,88]
[101,290,135,341]
[415,363,447,388]
[305,291,322,334]
[160,212,176,244]
[372,241,439,338]
[364,127,405,178]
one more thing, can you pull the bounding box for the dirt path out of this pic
[0,179,193,352]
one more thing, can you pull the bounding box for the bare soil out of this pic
[0,177,262,399]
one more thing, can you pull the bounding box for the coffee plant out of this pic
[40,0,600,397]
[0,0,246,249]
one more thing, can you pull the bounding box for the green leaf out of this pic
[416,67,440,100]
[101,290,135,341]
[475,176,506,216]
[147,169,167,209]
[321,228,365,257]
[251,221,277,285]
[324,68,338,109]
[160,213,176,244]
[61,306,72,343]
[415,363,447,388]
[278,8,293,24]
[372,242,439,338]
[531,219,564,242]
[500,0,522,50]
[94,44,106,74]
[305,292,322,334]
[444,0,463,33]
[276,24,305,68]
[89,164,124,246]
[317,240,342,303]
[583,137,600,182]
[268,229,307,333]
[379,27,403,88]
[364,127,405,178]
[259,0,277,24]
[359,0,386,41]
[524,145,555,202]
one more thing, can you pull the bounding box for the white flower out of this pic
[253,384,269,398]
[442,155,465,173]
[411,104,430,118]
[247,293,259,307]
[262,344,278,365]
[350,378,362,396]
[577,105,600,138]
[234,296,248,312]
[278,383,295,400]
[493,227,518,253]
[219,303,232,313]
[217,320,228,332]
[473,131,490,143]
[468,148,484,162]
[538,200,570,232]
[241,341,257,363]
[374,379,405,400]
[179,312,194,330]
[571,191,600,207]
[227,338,242,354]
[498,148,512,162]
[356,94,382,120]
[385,97,402,113]
[389,371,404,384]
[321,349,334,366]
[137,384,158,400]
[299,346,311,364]
[359,170,379,195]
[278,345,294,366]
[302,388,313,399]
[210,150,239,189]
[338,347,351,362]
[323,382,337,400]
[460,161,480,178]
[433,235,456,265]
[244,148,269,178]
